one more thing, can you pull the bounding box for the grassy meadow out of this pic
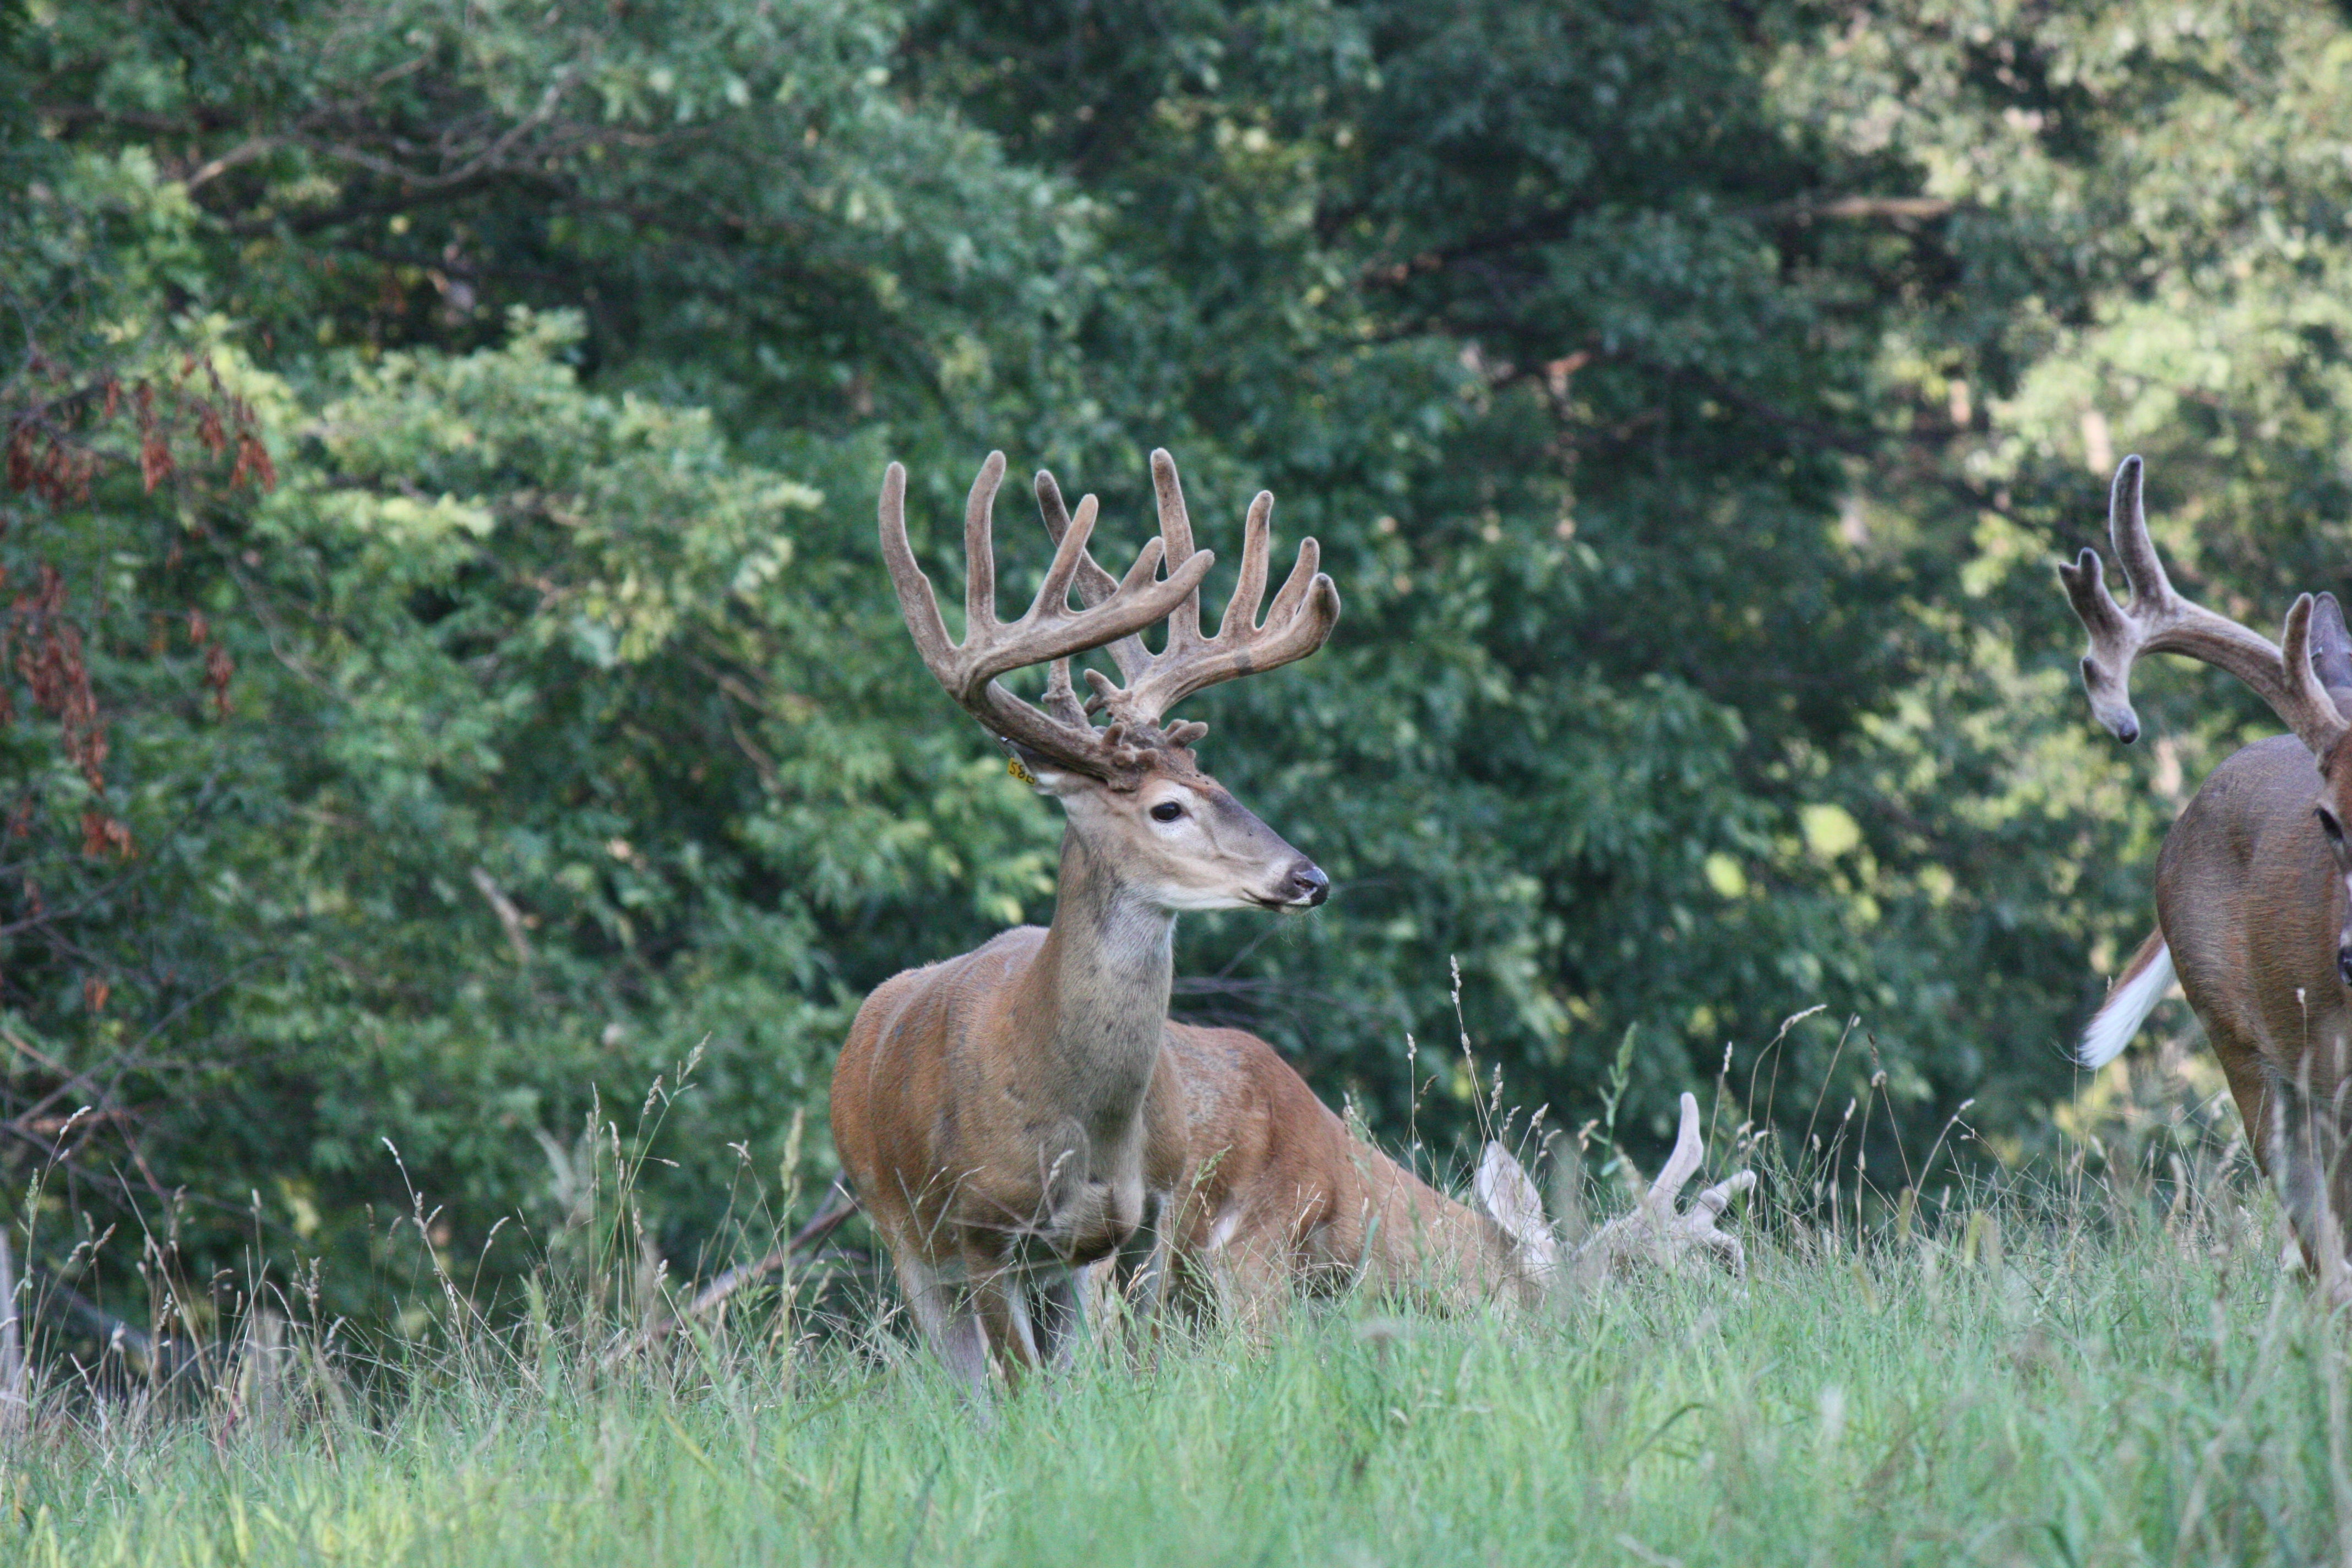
[23,7,2352,1565]
[6,1087,2343,1568]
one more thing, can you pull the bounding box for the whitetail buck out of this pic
[830,448,1340,1389]
[2064,454,2352,1292]
[1140,1024,1754,1326]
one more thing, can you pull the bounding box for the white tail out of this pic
[2078,933,2173,1069]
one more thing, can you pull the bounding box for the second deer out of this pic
[1138,1028,1753,1329]
[2064,455,2352,1293]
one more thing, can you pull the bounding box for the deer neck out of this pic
[1015,826,1177,1135]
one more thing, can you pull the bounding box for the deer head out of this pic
[880,450,1342,914]
[2061,455,2352,981]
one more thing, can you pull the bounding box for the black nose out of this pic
[2339,947,2352,987]
[1286,863,1330,907]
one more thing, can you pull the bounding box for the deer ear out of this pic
[1004,742,1084,797]
[1475,1142,1548,1249]
[2314,593,2352,712]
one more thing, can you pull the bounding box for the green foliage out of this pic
[7,0,2352,1325]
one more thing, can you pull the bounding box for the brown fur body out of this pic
[1141,1023,1540,1325]
[1114,1026,1749,1331]
[2156,733,2352,1256]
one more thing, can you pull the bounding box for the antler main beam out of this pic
[879,453,1216,777]
[2057,454,2349,755]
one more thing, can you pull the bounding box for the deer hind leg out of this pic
[2199,1014,2311,1267]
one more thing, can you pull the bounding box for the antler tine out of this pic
[1035,469,1150,684]
[879,454,1216,778]
[2058,455,2337,752]
[1261,527,1326,639]
[2105,453,2178,617]
[962,451,1006,641]
[1692,1168,1758,1219]
[1031,488,1102,628]
[879,461,957,674]
[1218,491,1276,641]
[1645,1093,1708,1210]
[1149,448,1205,652]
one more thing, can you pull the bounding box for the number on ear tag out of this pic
[1007,755,1037,786]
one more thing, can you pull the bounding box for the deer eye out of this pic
[2321,808,2344,845]
[1149,801,1185,823]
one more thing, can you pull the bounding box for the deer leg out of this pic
[2207,1021,2279,1182]
[2321,1032,2352,1297]
[1074,1201,1171,1367]
[896,1254,990,1395]
[2195,1012,2309,1268]
[2315,1049,2352,1301]
[1120,1190,1169,1319]
[2266,1058,2352,1299]
[1208,1229,1294,1341]
[1092,1194,1173,1360]
[966,1253,1042,1390]
[1029,1269,1084,1370]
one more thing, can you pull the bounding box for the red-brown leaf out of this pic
[204,641,235,717]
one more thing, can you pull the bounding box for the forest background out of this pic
[1,0,2339,1328]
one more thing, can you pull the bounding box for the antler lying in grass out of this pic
[1574,1092,1755,1284]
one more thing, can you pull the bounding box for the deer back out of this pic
[1151,1023,1536,1319]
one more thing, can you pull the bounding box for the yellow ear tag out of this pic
[1006,755,1037,786]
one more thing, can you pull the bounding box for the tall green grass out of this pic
[0,1025,2324,1566]
[7,1164,2347,1567]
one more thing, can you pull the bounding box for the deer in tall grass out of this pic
[2064,454,2352,1295]
[830,449,1339,1390]
[1129,1035,1753,1330]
